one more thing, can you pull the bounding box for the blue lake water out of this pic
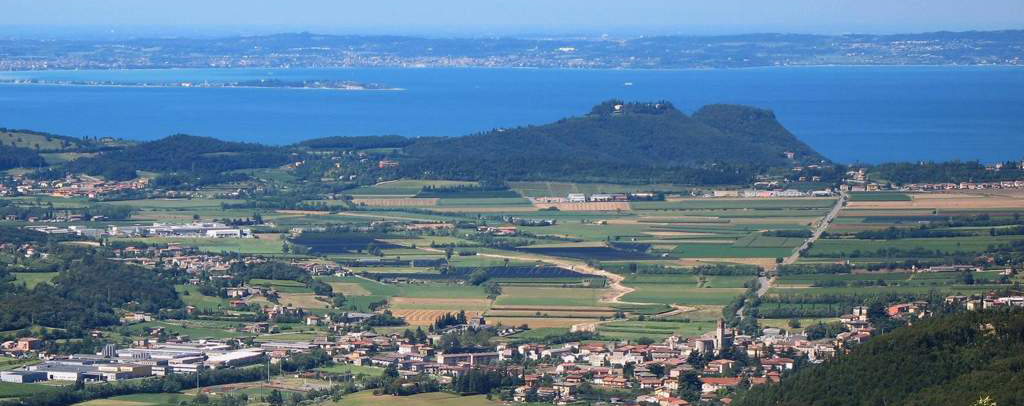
[0,66,1022,164]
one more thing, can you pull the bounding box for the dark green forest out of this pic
[734,310,1024,406]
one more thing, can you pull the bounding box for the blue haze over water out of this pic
[0,66,1021,164]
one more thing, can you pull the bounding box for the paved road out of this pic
[782,192,848,266]
[737,193,847,320]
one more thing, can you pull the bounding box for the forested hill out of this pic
[51,134,295,180]
[394,101,826,184]
[734,310,1024,406]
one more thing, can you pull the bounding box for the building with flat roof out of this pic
[1,370,47,383]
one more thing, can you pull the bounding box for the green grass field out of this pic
[807,235,1024,257]
[316,364,386,376]
[176,285,232,310]
[0,382,61,399]
[848,192,913,202]
[493,286,604,307]
[622,285,746,306]
[330,391,501,406]
[13,272,58,288]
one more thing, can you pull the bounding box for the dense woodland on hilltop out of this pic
[395,101,826,184]
[734,310,1024,406]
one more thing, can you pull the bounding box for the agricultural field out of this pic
[847,192,912,201]
[806,235,1024,258]
[597,319,719,340]
[330,391,501,406]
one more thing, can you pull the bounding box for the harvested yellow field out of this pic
[278,293,329,309]
[532,202,631,211]
[391,309,483,326]
[327,282,372,296]
[351,198,438,207]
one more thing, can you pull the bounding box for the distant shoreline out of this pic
[0,64,1021,76]
[0,80,405,91]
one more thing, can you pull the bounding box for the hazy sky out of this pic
[1,0,1022,37]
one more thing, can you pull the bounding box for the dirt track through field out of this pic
[418,247,641,305]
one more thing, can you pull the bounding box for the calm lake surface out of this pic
[0,66,1021,163]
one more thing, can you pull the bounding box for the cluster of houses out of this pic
[0,175,148,198]
[315,317,874,405]
[945,294,1024,311]
[2,293,942,405]
[0,242,48,259]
